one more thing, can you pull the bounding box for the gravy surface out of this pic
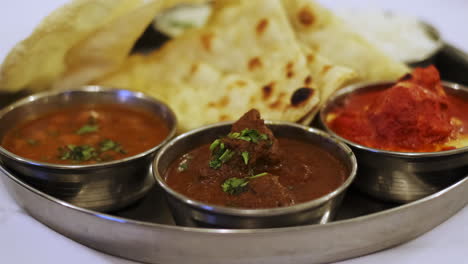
[2,104,169,164]
[165,137,348,208]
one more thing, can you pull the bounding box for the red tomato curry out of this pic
[326,65,468,152]
[165,109,348,209]
[1,104,170,164]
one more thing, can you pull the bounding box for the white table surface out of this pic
[0,1,467,263]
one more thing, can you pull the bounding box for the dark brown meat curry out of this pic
[165,109,347,209]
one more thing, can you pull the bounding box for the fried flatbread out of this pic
[0,0,143,92]
[0,0,208,92]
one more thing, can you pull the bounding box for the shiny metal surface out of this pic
[0,86,177,211]
[153,121,357,228]
[320,81,468,203]
[1,164,466,264]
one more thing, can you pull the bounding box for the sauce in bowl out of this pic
[1,104,170,164]
[164,109,348,209]
[325,66,468,152]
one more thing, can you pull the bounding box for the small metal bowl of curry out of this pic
[153,110,357,229]
[320,66,468,203]
[0,86,176,211]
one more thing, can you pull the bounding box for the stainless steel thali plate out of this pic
[1,25,468,264]
[1,164,467,264]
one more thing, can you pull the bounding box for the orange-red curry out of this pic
[1,104,169,164]
[327,66,468,152]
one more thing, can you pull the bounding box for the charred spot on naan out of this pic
[248,57,263,71]
[236,80,247,86]
[256,18,269,35]
[304,75,312,85]
[290,87,315,107]
[306,53,316,64]
[200,33,214,52]
[297,6,315,26]
[285,62,295,79]
[262,82,275,100]
[190,63,199,75]
[321,65,332,74]
[219,114,230,121]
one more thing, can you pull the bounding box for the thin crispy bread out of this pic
[0,0,143,92]
[0,0,208,92]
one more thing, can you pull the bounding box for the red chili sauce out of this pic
[1,104,170,164]
[326,66,468,152]
[165,109,348,209]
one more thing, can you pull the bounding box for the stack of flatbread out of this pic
[0,0,408,132]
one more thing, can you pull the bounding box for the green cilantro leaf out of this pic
[221,177,249,195]
[76,124,99,135]
[227,129,268,143]
[221,172,269,195]
[100,139,127,154]
[241,151,249,165]
[59,145,97,162]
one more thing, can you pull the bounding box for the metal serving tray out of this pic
[1,165,467,264]
[1,33,468,263]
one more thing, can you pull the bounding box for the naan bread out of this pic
[97,0,356,131]
[281,0,409,81]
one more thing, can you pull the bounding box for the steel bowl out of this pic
[405,21,444,68]
[319,81,468,203]
[0,86,177,211]
[153,121,357,229]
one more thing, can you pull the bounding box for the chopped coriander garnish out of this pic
[227,129,268,143]
[209,159,222,169]
[209,139,221,151]
[219,149,234,163]
[100,139,117,151]
[227,132,240,139]
[209,139,233,169]
[59,144,97,162]
[241,151,249,165]
[251,172,268,179]
[209,129,268,169]
[209,148,234,169]
[100,139,127,154]
[76,124,99,135]
[222,177,249,195]
[221,172,269,195]
[178,162,189,172]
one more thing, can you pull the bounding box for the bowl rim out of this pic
[153,120,357,217]
[0,85,177,169]
[405,20,444,65]
[319,80,468,158]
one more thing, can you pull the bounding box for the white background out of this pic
[0,0,467,263]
